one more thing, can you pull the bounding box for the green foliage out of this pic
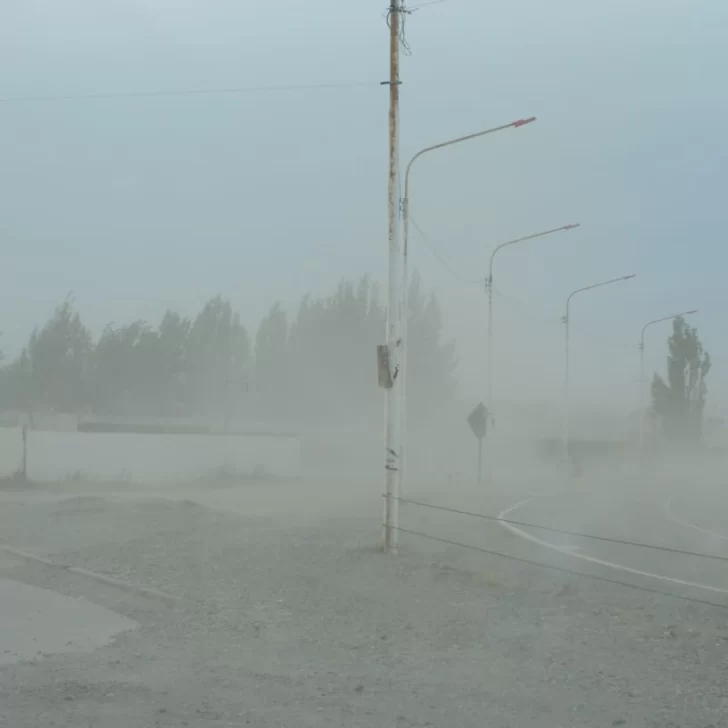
[255,303,288,401]
[651,315,711,442]
[286,276,386,420]
[0,348,31,412]
[0,274,456,424]
[19,296,92,413]
[91,320,154,414]
[280,272,455,422]
[185,296,250,417]
[405,272,457,420]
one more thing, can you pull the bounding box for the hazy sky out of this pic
[2,0,727,413]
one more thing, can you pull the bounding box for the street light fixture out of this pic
[486,223,580,412]
[638,310,698,450]
[399,116,537,490]
[562,274,636,461]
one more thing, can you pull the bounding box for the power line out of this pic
[407,217,633,358]
[492,286,559,327]
[0,80,381,105]
[406,214,635,353]
[491,286,629,357]
[394,495,728,563]
[408,215,482,285]
[410,0,449,8]
[394,526,728,612]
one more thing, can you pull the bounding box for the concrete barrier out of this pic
[25,430,300,484]
[0,427,24,479]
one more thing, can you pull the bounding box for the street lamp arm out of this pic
[400,114,536,490]
[565,274,636,320]
[402,116,537,253]
[563,273,636,462]
[640,310,698,348]
[488,223,580,284]
[404,116,536,194]
[485,221,579,420]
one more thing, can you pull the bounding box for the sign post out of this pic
[467,402,490,485]
[477,438,483,487]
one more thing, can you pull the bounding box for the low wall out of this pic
[0,428,299,484]
[0,427,24,479]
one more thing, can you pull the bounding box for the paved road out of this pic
[1,475,727,727]
[3,473,727,603]
[495,481,728,602]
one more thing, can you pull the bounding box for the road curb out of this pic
[0,544,179,606]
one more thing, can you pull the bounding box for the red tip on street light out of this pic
[513,116,537,127]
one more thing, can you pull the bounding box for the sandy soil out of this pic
[0,478,726,727]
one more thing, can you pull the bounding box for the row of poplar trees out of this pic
[0,274,456,426]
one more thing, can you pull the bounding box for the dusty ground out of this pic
[0,476,727,727]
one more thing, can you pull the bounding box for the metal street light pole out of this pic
[563,274,636,462]
[399,116,536,493]
[486,223,580,413]
[639,310,697,451]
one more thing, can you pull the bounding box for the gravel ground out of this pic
[0,485,727,727]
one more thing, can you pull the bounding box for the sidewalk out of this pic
[0,572,136,668]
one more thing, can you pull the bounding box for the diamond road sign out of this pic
[467,402,488,440]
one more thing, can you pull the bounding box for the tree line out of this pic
[0,274,456,425]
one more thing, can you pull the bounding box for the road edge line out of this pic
[497,498,728,596]
[663,495,728,541]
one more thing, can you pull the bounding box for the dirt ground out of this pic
[0,477,726,727]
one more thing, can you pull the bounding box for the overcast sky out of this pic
[2,0,727,413]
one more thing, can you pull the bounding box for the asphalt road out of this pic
[398,468,728,607]
[499,488,728,600]
[1,472,727,727]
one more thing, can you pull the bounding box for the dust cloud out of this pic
[2,0,728,725]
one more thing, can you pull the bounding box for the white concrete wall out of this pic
[31,413,80,431]
[25,431,300,484]
[0,412,79,430]
[0,427,24,479]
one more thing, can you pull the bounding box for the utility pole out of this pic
[381,0,403,553]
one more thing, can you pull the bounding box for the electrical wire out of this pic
[385,2,413,56]
[0,81,381,105]
[407,218,625,356]
[408,215,483,285]
[393,526,728,611]
[405,214,624,360]
[405,222,638,363]
[491,286,629,357]
[393,495,728,563]
[399,4,413,56]
[492,287,559,327]
[405,218,627,356]
[410,0,449,9]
